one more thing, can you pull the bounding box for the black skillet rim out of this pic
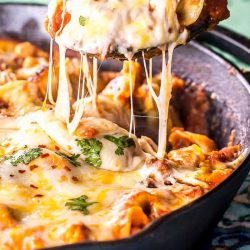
[0,2,250,249]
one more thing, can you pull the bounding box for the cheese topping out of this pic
[0,109,241,249]
[0,0,234,249]
[47,0,190,151]
[0,51,242,250]
[52,0,189,56]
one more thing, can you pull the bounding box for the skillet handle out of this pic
[196,26,250,82]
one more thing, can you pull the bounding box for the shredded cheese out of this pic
[55,44,70,123]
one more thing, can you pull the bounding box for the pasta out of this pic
[0,37,243,249]
[0,1,239,249]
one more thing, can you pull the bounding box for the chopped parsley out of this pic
[76,138,103,167]
[104,135,135,155]
[5,148,42,166]
[55,152,81,167]
[79,15,88,26]
[65,195,97,215]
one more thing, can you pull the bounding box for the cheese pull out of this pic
[35,110,146,172]
[45,0,229,59]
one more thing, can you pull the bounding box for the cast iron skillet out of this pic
[0,4,250,250]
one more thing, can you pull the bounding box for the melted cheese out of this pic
[47,0,190,154]
[0,112,149,246]
[46,38,56,105]
[0,1,235,247]
[67,53,85,133]
[45,0,191,152]
[54,44,70,123]
[0,101,241,249]
[50,0,192,56]
[0,1,234,248]
[157,45,174,158]
[36,110,145,171]
[128,59,135,136]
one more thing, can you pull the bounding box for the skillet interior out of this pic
[0,3,250,250]
[1,4,249,150]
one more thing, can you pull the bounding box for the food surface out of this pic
[45,0,230,162]
[46,0,229,58]
[0,0,238,249]
[0,39,243,249]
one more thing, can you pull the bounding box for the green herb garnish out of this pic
[76,138,103,167]
[5,148,42,166]
[104,135,135,156]
[65,195,97,215]
[56,152,81,167]
[79,15,88,26]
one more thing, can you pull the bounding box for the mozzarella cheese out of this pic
[0,1,235,249]
[52,0,191,56]
[47,0,192,155]
[1,109,235,248]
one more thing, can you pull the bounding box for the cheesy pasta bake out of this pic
[0,0,243,249]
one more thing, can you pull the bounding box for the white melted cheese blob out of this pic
[35,110,145,171]
[53,0,189,56]
[0,114,149,245]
